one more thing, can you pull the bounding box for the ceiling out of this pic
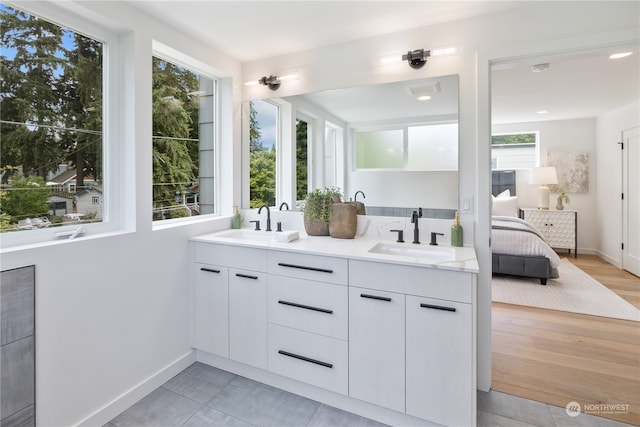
[130,1,639,124]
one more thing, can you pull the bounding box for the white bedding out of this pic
[492,216,561,269]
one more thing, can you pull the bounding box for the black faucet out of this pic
[390,229,404,243]
[411,208,422,244]
[354,191,366,202]
[430,232,444,246]
[258,204,272,231]
[279,202,289,211]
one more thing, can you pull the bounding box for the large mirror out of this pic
[247,75,459,217]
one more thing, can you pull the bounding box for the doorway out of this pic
[622,126,640,276]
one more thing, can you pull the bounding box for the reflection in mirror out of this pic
[246,75,459,216]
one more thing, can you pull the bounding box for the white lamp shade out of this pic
[529,167,558,185]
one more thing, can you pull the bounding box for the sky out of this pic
[252,99,277,150]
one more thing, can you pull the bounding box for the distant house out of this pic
[75,187,103,219]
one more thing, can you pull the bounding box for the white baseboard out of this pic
[76,350,196,427]
[196,351,439,427]
[596,250,622,269]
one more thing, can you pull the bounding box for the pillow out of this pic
[496,189,511,199]
[492,196,519,217]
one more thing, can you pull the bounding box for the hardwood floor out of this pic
[491,254,640,426]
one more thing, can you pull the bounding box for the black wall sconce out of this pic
[259,75,281,91]
[402,49,431,69]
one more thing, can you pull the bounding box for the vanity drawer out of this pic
[268,324,348,395]
[267,250,348,285]
[268,275,348,340]
[349,260,474,303]
[195,242,267,272]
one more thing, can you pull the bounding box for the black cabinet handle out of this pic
[200,267,221,274]
[360,293,392,302]
[278,350,333,368]
[420,303,456,312]
[277,262,333,274]
[235,273,258,280]
[278,300,333,314]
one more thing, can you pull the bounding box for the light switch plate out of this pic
[461,195,473,214]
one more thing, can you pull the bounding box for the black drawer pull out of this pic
[200,267,221,274]
[420,303,456,312]
[277,262,333,274]
[278,350,333,368]
[278,300,333,314]
[360,293,392,302]
[235,273,258,280]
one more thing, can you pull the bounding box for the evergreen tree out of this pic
[0,6,65,180]
[296,119,308,201]
[0,175,50,224]
[151,57,199,215]
[249,101,263,151]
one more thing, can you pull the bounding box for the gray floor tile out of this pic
[548,404,637,427]
[306,404,389,427]
[477,410,543,427]
[1,336,35,419]
[163,362,237,404]
[477,390,555,427]
[1,266,34,346]
[1,404,35,427]
[182,406,254,427]
[206,376,319,427]
[110,388,201,427]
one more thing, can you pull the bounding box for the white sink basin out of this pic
[368,242,457,261]
[216,229,278,241]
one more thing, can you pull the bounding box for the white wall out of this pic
[0,1,241,425]
[493,118,597,254]
[596,100,640,266]
[243,1,639,393]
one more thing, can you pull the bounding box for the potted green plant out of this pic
[556,191,570,210]
[302,187,342,236]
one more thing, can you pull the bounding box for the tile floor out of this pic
[106,362,636,427]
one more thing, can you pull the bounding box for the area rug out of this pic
[492,258,640,322]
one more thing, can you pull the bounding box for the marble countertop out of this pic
[191,228,478,274]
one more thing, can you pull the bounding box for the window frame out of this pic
[0,1,124,249]
[151,41,222,229]
[491,131,540,171]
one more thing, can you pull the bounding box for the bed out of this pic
[491,170,560,285]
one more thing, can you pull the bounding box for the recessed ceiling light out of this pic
[537,110,549,114]
[609,52,632,59]
[418,95,431,101]
[531,63,550,73]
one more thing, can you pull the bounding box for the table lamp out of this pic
[530,166,558,210]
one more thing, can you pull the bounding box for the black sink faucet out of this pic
[279,202,289,211]
[354,190,366,202]
[258,204,272,231]
[411,208,422,244]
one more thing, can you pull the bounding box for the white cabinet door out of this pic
[229,268,267,369]
[406,295,473,427]
[348,287,405,413]
[193,264,229,357]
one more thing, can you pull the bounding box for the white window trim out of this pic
[0,1,126,250]
[151,41,223,229]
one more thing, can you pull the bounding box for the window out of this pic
[1,3,104,233]
[354,122,457,171]
[151,56,216,221]
[491,132,538,170]
[249,100,277,208]
[296,117,309,203]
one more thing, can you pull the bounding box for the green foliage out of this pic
[296,119,308,201]
[249,149,276,208]
[151,57,199,209]
[491,133,536,145]
[303,187,342,222]
[557,191,570,203]
[0,175,50,223]
[249,102,263,152]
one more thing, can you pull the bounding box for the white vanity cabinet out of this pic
[348,286,405,412]
[406,295,473,427]
[193,243,268,369]
[349,259,475,427]
[266,250,349,395]
[193,263,229,357]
